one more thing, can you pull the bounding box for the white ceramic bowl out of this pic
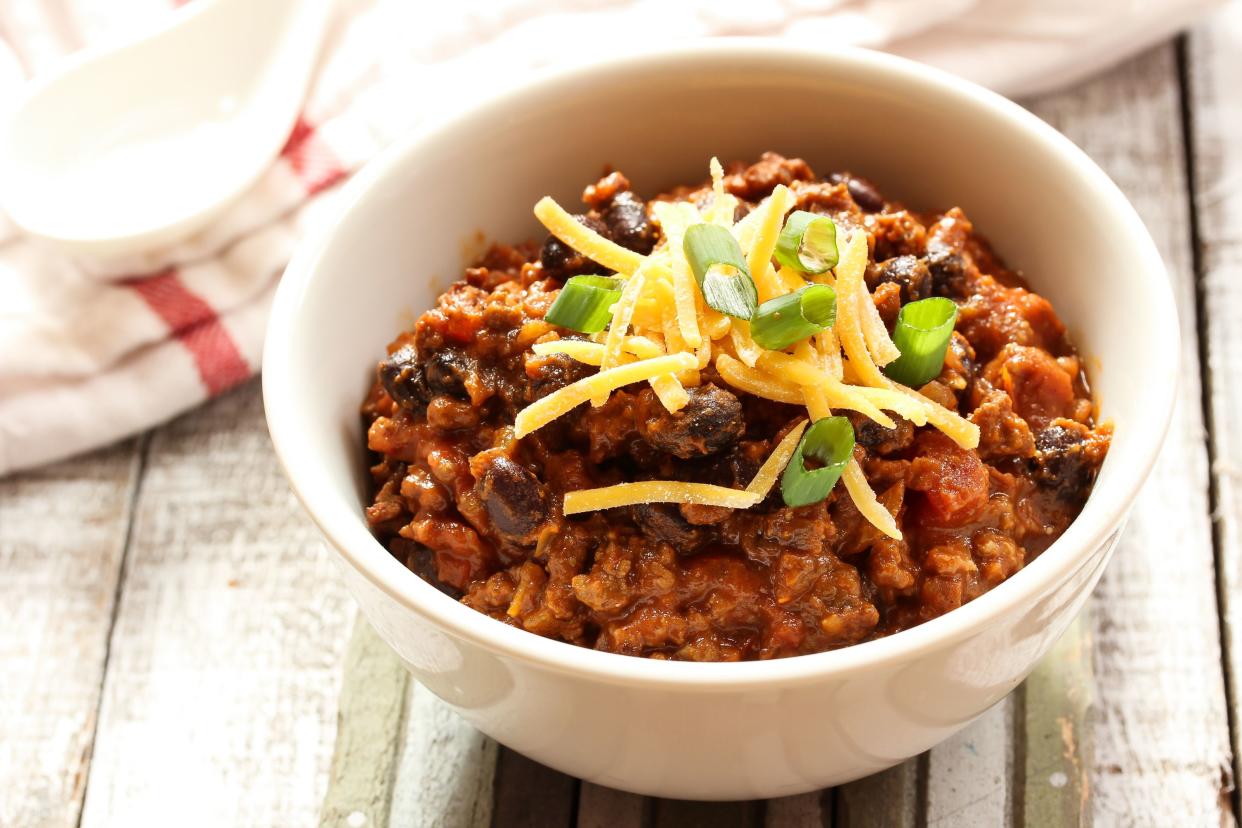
[264,43,1177,800]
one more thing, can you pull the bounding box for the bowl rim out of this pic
[263,40,1178,690]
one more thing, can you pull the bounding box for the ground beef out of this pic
[361,154,1111,661]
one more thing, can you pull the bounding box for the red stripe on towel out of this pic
[129,270,252,396]
[281,116,346,195]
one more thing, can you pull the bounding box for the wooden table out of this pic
[4,12,1241,825]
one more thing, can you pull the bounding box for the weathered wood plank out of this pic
[491,749,577,828]
[320,617,411,828]
[1022,614,1095,825]
[0,440,141,828]
[650,798,764,828]
[1185,3,1242,810]
[576,783,648,828]
[925,699,1013,826]
[77,382,356,827]
[389,677,498,827]
[835,762,918,828]
[1024,42,1232,823]
[764,791,828,827]
[317,611,499,828]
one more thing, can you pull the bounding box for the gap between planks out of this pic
[0,438,143,828]
[1024,38,1233,824]
[76,382,357,827]
[322,613,1100,827]
[1184,5,1242,819]
[73,433,151,828]
[1176,38,1236,815]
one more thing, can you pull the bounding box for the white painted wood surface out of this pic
[0,441,140,828]
[389,679,498,827]
[3,21,1242,827]
[925,700,1013,826]
[74,384,356,827]
[1187,1,1242,802]
[1025,41,1234,824]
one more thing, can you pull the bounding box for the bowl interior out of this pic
[267,45,1174,676]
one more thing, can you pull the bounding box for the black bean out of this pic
[866,255,932,304]
[391,538,461,599]
[600,191,657,254]
[478,456,549,545]
[527,351,594,401]
[1031,424,1095,499]
[423,348,475,400]
[379,345,429,410]
[693,446,762,491]
[632,503,703,549]
[539,214,610,279]
[640,384,745,459]
[827,172,885,213]
[851,415,915,456]
[926,242,970,299]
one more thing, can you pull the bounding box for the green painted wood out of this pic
[320,617,412,828]
[1021,613,1094,827]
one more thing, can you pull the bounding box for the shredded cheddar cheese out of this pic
[518,160,977,534]
[651,201,704,349]
[801,385,833,423]
[532,336,662,365]
[596,269,647,405]
[729,320,764,368]
[747,186,795,303]
[563,481,761,515]
[715,353,804,405]
[843,459,901,540]
[514,353,697,438]
[534,196,645,275]
[745,419,809,497]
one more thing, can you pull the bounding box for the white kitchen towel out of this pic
[0,0,1222,475]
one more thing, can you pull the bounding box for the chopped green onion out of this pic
[544,274,623,334]
[780,416,855,507]
[774,211,839,274]
[683,224,758,319]
[883,297,959,387]
[750,284,837,351]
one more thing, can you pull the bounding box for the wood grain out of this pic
[315,611,499,828]
[320,618,410,828]
[577,783,648,828]
[1024,43,1233,823]
[926,700,1014,826]
[763,791,828,827]
[650,798,764,828]
[389,678,498,827]
[1021,614,1094,826]
[835,762,919,828]
[0,440,141,828]
[1185,2,1242,807]
[76,382,356,827]
[491,748,577,828]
